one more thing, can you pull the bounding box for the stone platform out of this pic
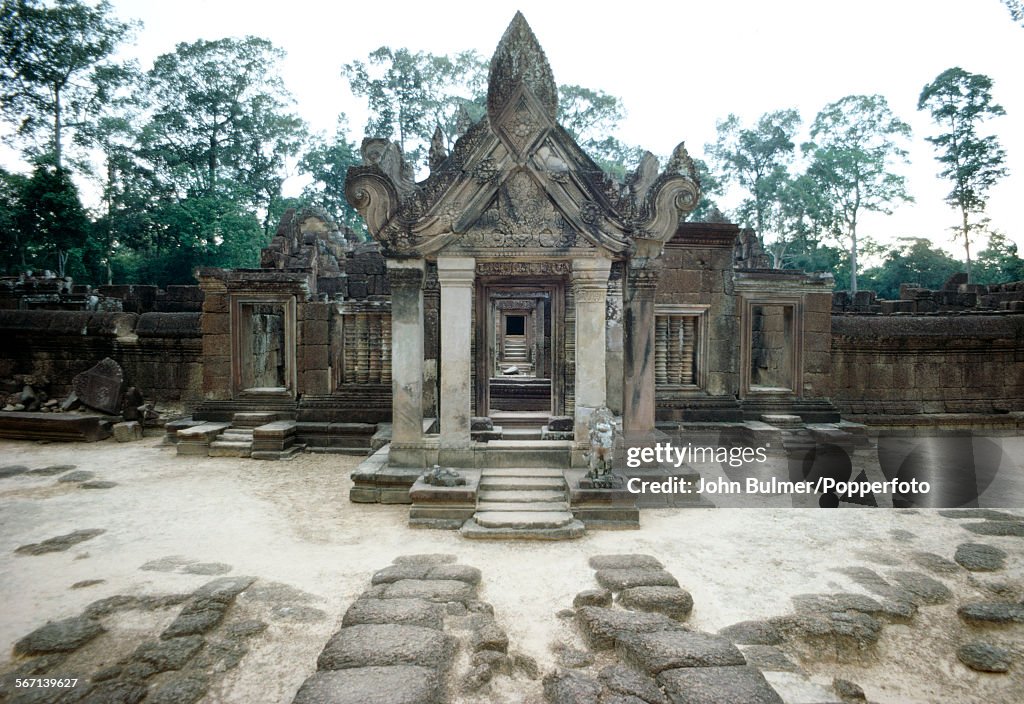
[0,411,113,442]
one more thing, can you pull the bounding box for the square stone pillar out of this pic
[572,257,612,444]
[437,256,475,465]
[386,259,426,467]
[623,263,662,438]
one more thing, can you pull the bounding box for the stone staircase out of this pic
[207,412,279,458]
[461,467,585,540]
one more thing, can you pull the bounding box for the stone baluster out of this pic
[368,314,382,383]
[655,315,668,385]
[681,317,696,385]
[355,313,369,384]
[668,315,682,385]
[381,314,392,385]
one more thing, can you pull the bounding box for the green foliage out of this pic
[299,116,367,239]
[0,0,137,169]
[974,231,1024,284]
[14,161,90,277]
[343,47,486,170]
[858,238,962,299]
[686,157,725,222]
[1002,0,1024,25]
[804,94,912,293]
[918,67,1007,280]
[706,110,802,246]
[557,84,642,178]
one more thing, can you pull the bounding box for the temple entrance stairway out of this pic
[460,467,585,540]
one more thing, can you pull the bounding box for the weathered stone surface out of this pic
[271,604,326,622]
[961,521,1024,537]
[146,674,209,704]
[542,670,603,704]
[193,638,248,671]
[78,679,148,704]
[293,666,440,704]
[938,509,1020,521]
[162,599,229,637]
[182,562,232,576]
[718,620,783,646]
[832,677,866,701]
[511,650,541,679]
[599,664,669,704]
[958,601,1024,625]
[553,644,595,669]
[371,564,431,584]
[590,554,664,570]
[574,589,613,608]
[72,357,125,414]
[424,564,481,585]
[618,586,693,620]
[888,571,952,605]
[955,543,1007,572]
[132,635,204,671]
[0,464,29,478]
[57,470,95,483]
[576,606,682,650]
[83,594,138,618]
[957,641,1012,672]
[382,579,474,604]
[81,481,117,490]
[27,464,76,476]
[342,598,444,630]
[316,624,455,671]
[223,619,268,639]
[595,569,679,591]
[470,618,508,653]
[14,616,105,655]
[15,528,105,555]
[113,421,143,442]
[461,663,495,692]
[617,630,745,674]
[793,593,886,617]
[911,551,960,574]
[71,579,106,589]
[657,666,784,704]
[770,611,883,654]
[738,645,800,673]
[193,575,256,601]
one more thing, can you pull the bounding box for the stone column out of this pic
[386,259,425,467]
[572,258,612,445]
[437,256,475,464]
[623,263,662,438]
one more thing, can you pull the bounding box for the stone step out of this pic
[477,501,570,512]
[501,428,543,441]
[477,489,566,503]
[475,510,575,529]
[479,476,565,492]
[222,428,254,437]
[481,468,563,478]
[208,440,252,458]
[231,412,280,428]
[461,517,585,540]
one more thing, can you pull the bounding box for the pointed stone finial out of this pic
[487,12,558,122]
[429,125,447,172]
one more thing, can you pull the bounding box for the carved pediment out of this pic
[344,12,702,259]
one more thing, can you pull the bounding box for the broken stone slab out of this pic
[887,571,952,605]
[737,645,801,673]
[955,543,1008,572]
[78,679,148,704]
[657,665,784,704]
[342,598,444,631]
[14,616,105,655]
[381,579,475,604]
[113,421,143,442]
[553,644,594,669]
[595,568,678,591]
[293,666,440,704]
[938,509,1020,521]
[769,611,883,653]
[162,599,229,638]
[371,564,432,585]
[599,664,669,704]
[424,564,481,585]
[575,606,683,650]
[618,586,693,620]
[81,480,117,490]
[832,677,866,701]
[589,554,664,570]
[0,464,29,478]
[132,635,204,672]
[542,670,603,704]
[15,528,105,555]
[193,576,256,602]
[957,640,1012,672]
[182,562,232,576]
[958,601,1024,626]
[391,554,457,566]
[146,673,209,704]
[57,470,95,483]
[911,551,961,574]
[616,630,745,675]
[718,620,784,646]
[316,624,455,671]
[469,618,508,653]
[72,357,125,414]
[573,589,612,608]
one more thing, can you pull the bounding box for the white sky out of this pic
[7,0,1024,257]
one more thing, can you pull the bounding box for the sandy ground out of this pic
[0,436,1022,703]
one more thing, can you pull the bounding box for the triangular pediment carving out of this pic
[344,13,702,259]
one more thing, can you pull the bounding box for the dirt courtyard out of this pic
[0,436,1022,703]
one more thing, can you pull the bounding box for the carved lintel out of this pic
[475,261,571,277]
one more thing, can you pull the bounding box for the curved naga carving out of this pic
[635,142,701,244]
[344,165,399,238]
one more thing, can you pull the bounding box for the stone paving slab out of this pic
[381,579,475,604]
[657,665,785,704]
[616,630,746,675]
[316,623,455,671]
[595,568,680,591]
[292,666,441,704]
[341,598,444,630]
[575,606,683,650]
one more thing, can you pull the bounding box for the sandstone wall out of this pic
[830,313,1024,415]
[0,310,202,404]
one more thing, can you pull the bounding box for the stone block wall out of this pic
[830,313,1024,415]
[0,310,202,403]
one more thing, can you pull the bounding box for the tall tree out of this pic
[918,67,1008,281]
[15,161,90,276]
[974,230,1024,284]
[804,95,912,293]
[557,84,642,177]
[140,36,306,240]
[299,116,366,239]
[0,0,136,170]
[706,110,802,251]
[1002,0,1024,26]
[342,47,486,170]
